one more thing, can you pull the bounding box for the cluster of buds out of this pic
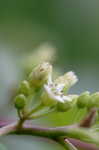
[14,62,53,119]
[14,80,30,110]
[77,92,99,110]
[14,62,99,120]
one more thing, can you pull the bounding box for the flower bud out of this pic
[14,94,26,110]
[57,101,72,112]
[57,95,78,112]
[28,62,52,88]
[88,92,99,108]
[77,91,90,108]
[19,80,30,96]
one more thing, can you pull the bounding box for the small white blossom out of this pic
[55,71,78,93]
[43,84,71,103]
[42,71,78,106]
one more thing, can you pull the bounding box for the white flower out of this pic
[41,71,78,106]
[44,84,71,103]
[55,71,78,93]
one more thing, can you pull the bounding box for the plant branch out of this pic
[0,120,99,150]
[0,121,98,145]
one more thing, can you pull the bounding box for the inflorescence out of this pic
[14,62,99,121]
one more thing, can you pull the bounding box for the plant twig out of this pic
[0,121,99,150]
[0,120,99,149]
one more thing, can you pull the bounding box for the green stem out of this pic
[0,122,99,146]
[28,107,56,120]
[17,110,22,120]
[0,121,98,150]
[17,125,99,146]
[26,103,44,118]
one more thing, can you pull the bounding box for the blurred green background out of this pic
[0,0,99,149]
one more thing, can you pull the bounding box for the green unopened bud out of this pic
[28,62,52,88]
[69,95,78,104]
[77,91,90,108]
[14,94,26,110]
[57,101,72,112]
[19,80,30,96]
[57,95,78,112]
[88,92,99,109]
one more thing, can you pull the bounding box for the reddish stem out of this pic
[68,138,99,150]
[0,119,99,150]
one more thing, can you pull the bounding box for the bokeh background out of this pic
[0,0,99,150]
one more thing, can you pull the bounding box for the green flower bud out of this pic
[14,94,26,110]
[77,91,90,108]
[69,95,78,104]
[28,62,52,88]
[88,92,99,108]
[57,95,78,112]
[19,80,30,96]
[57,101,72,112]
